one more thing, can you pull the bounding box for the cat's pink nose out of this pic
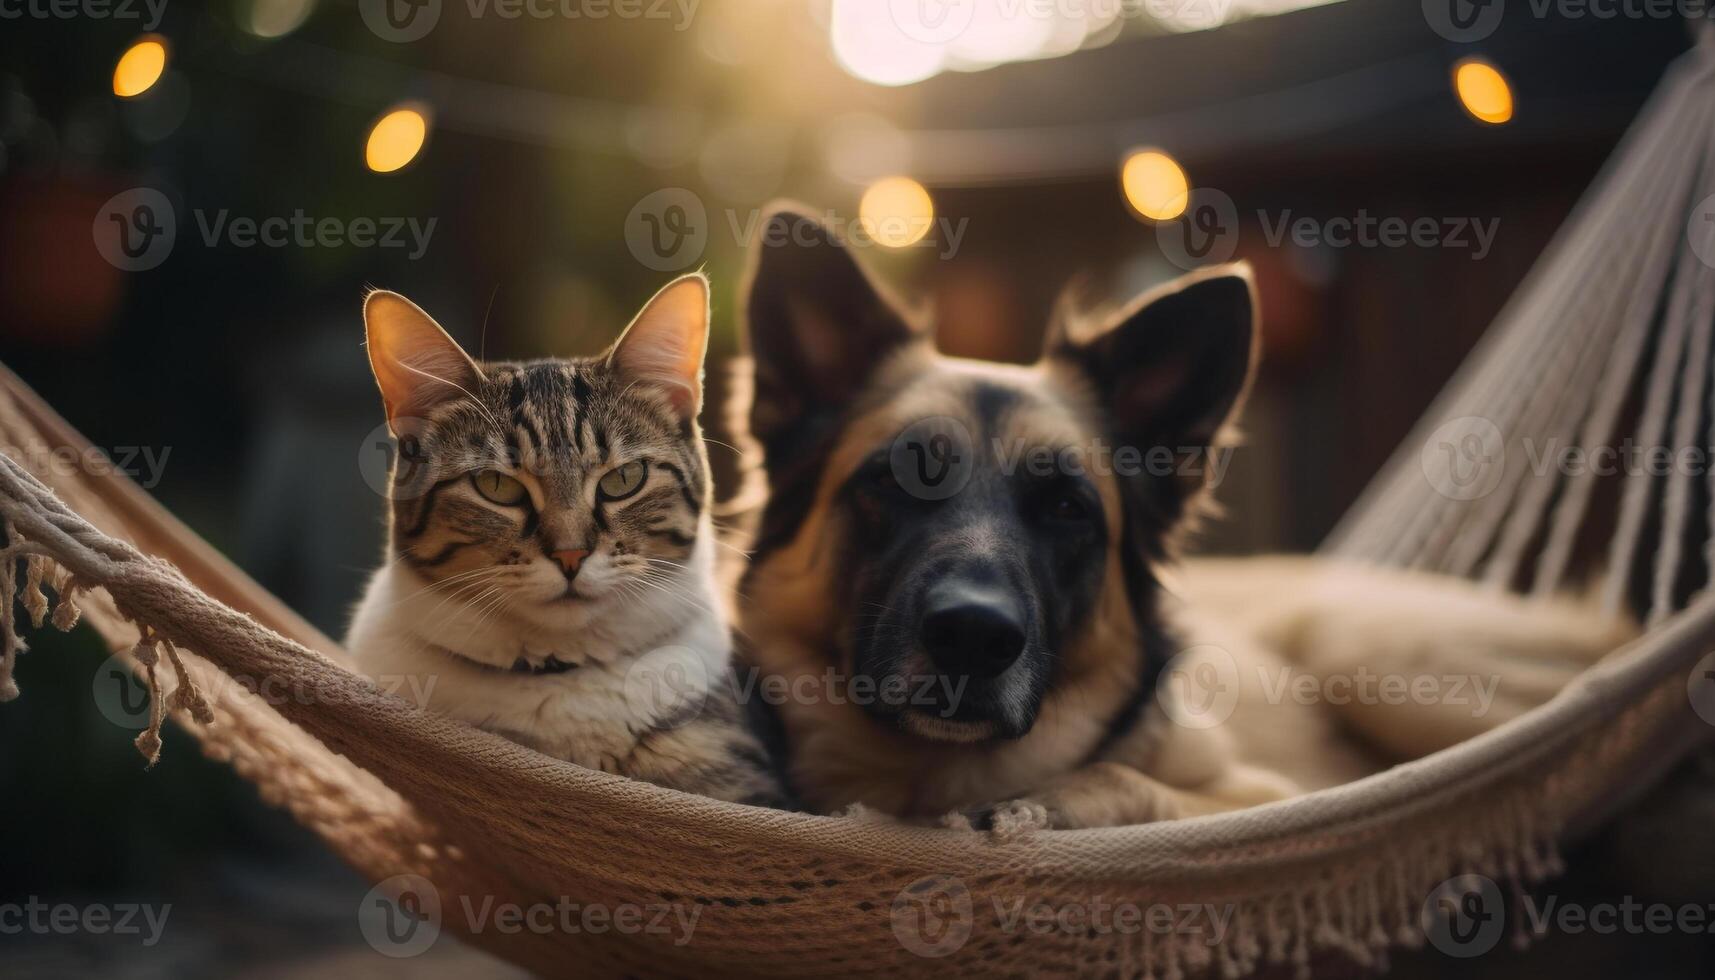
[551,549,590,575]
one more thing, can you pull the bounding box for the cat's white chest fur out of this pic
[345,541,731,769]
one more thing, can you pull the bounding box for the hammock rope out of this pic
[1,38,1714,980]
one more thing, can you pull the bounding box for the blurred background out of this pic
[0,0,1707,975]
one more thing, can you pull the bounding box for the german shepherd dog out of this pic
[733,205,1632,831]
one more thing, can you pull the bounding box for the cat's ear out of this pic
[363,290,484,430]
[741,202,923,453]
[606,273,710,421]
[1045,263,1257,451]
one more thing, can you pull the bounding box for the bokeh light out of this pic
[240,0,318,39]
[1121,149,1190,221]
[1454,59,1515,125]
[112,38,167,99]
[860,176,934,248]
[829,0,945,87]
[365,106,429,173]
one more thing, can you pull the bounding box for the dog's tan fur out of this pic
[736,205,1633,830]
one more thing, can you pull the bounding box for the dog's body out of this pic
[734,205,1630,830]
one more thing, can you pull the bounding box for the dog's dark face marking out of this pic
[835,377,1112,739]
[739,204,1257,749]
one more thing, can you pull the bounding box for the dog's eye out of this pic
[473,470,528,506]
[1045,493,1088,522]
[597,460,648,501]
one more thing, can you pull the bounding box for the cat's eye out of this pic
[597,460,648,501]
[473,470,528,506]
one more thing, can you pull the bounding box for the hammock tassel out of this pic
[50,573,81,632]
[22,555,48,629]
[131,635,165,766]
[162,638,215,726]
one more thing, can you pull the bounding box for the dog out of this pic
[732,204,1632,831]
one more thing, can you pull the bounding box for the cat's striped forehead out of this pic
[417,358,683,478]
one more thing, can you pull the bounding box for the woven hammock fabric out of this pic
[2,40,1715,980]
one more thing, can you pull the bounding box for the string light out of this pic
[1454,58,1514,125]
[859,177,934,248]
[365,106,429,173]
[113,37,168,98]
[1121,149,1189,221]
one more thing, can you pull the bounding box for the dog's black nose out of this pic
[919,585,1026,678]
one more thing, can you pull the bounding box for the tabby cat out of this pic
[345,274,783,807]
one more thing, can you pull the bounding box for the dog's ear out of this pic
[1046,263,1257,452]
[740,202,923,455]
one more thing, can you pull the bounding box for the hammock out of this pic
[4,40,1715,980]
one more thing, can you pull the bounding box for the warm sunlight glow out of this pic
[1454,59,1515,125]
[365,106,429,173]
[112,37,167,98]
[1121,150,1190,221]
[828,0,1349,85]
[829,0,944,87]
[241,0,317,38]
[860,176,934,248]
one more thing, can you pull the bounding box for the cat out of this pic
[345,273,784,807]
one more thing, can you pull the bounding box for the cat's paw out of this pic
[967,798,1055,839]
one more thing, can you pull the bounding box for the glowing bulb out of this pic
[829,0,944,87]
[859,176,934,248]
[113,37,167,98]
[365,106,429,174]
[1121,150,1189,221]
[1454,58,1514,125]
